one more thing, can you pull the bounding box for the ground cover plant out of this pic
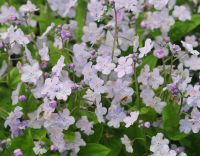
[0,0,200,156]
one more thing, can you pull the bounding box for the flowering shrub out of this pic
[0,0,200,155]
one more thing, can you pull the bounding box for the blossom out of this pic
[138,65,164,89]
[76,116,94,135]
[88,0,104,20]
[95,103,107,123]
[11,83,21,105]
[21,62,42,85]
[123,111,139,128]
[121,135,133,153]
[39,43,49,61]
[139,39,154,58]
[33,141,47,155]
[19,1,38,13]
[173,5,191,21]
[94,56,116,75]
[82,22,103,44]
[184,55,200,71]
[83,89,101,105]
[106,105,126,128]
[181,41,199,55]
[114,56,133,78]
[149,0,169,10]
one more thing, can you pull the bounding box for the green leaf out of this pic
[162,103,188,140]
[9,129,35,156]
[75,0,87,42]
[169,14,200,42]
[102,138,122,156]
[8,68,20,89]
[79,143,110,156]
[64,131,76,142]
[85,124,103,143]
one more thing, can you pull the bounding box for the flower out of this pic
[95,56,116,75]
[95,103,107,123]
[82,22,103,44]
[39,43,49,61]
[172,5,191,21]
[123,111,139,128]
[21,62,42,85]
[13,149,23,156]
[139,39,154,58]
[33,141,47,155]
[114,56,133,78]
[76,116,94,135]
[149,0,169,10]
[121,135,133,153]
[181,41,199,55]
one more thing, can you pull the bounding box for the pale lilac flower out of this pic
[181,41,199,55]
[94,56,116,75]
[39,43,49,61]
[52,55,65,76]
[149,0,169,10]
[66,132,86,154]
[139,39,154,58]
[33,141,47,155]
[114,56,133,78]
[184,55,200,71]
[76,116,94,135]
[185,35,198,48]
[8,26,30,45]
[138,65,164,89]
[179,116,192,134]
[95,103,107,123]
[173,5,191,21]
[191,107,200,133]
[19,1,38,13]
[121,135,133,153]
[123,111,139,128]
[82,22,103,44]
[153,48,168,59]
[88,0,104,20]
[83,89,101,105]
[150,133,169,153]
[21,62,42,85]
[106,105,126,128]
[0,5,18,24]
[47,0,77,18]
[11,83,21,105]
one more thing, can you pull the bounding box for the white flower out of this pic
[33,141,47,155]
[66,132,86,154]
[138,65,164,89]
[88,0,104,20]
[139,39,154,58]
[149,0,169,10]
[121,135,133,153]
[173,5,191,21]
[39,43,49,61]
[52,55,65,76]
[8,26,30,45]
[106,105,126,128]
[47,0,77,18]
[19,0,38,13]
[83,89,101,105]
[184,55,200,71]
[123,111,139,128]
[94,56,115,75]
[181,41,199,55]
[185,35,198,48]
[11,83,21,105]
[76,116,94,135]
[82,22,103,44]
[150,133,169,153]
[95,103,107,123]
[114,56,133,78]
[21,62,42,85]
